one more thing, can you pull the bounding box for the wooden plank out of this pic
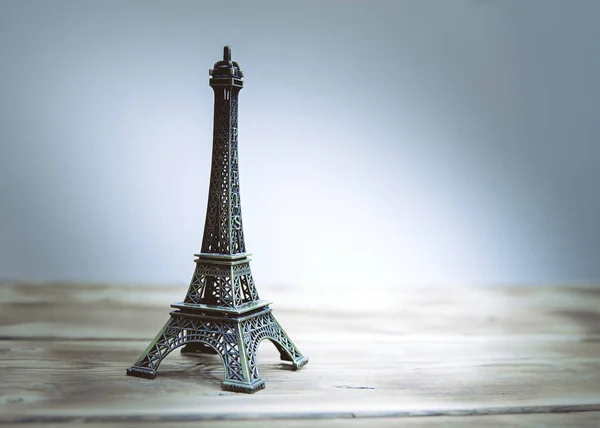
[1,282,600,339]
[3,411,600,428]
[1,282,599,425]
[1,337,599,422]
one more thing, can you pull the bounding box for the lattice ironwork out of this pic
[183,258,259,308]
[201,48,245,256]
[126,46,308,393]
[127,308,307,393]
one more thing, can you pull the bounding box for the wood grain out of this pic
[1,282,599,426]
[3,412,600,428]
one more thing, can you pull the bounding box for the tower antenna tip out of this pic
[223,45,231,61]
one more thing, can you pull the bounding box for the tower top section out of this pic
[209,46,244,87]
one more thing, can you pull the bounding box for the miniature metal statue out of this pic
[126,46,308,393]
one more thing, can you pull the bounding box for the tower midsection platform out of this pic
[183,252,263,312]
[171,300,272,316]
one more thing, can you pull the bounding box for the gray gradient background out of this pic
[1,0,599,288]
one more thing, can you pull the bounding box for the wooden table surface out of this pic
[1,282,599,427]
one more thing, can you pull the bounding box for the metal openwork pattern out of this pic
[201,85,245,255]
[126,308,304,392]
[126,46,308,393]
[184,259,259,308]
[241,311,305,383]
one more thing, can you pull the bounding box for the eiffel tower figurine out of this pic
[126,46,308,393]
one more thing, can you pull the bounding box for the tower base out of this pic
[126,306,308,393]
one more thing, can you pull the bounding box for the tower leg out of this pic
[126,315,183,379]
[220,309,308,392]
[247,311,309,370]
[221,320,264,393]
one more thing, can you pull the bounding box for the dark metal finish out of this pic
[126,46,308,393]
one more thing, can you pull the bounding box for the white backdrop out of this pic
[1,0,599,288]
